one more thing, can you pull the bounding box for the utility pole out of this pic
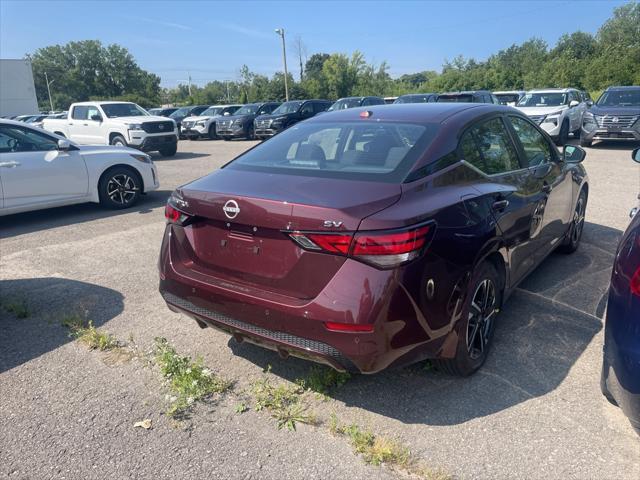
[274,28,289,101]
[225,80,230,102]
[44,72,55,112]
[187,72,192,97]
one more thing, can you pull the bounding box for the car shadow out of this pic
[228,220,620,426]
[586,140,640,150]
[0,277,124,373]
[0,190,172,239]
[150,151,210,161]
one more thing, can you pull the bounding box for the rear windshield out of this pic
[597,89,640,107]
[517,93,566,107]
[437,95,474,103]
[495,94,520,105]
[225,121,437,183]
[101,103,148,118]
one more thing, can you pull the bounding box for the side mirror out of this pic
[223,112,230,116]
[91,114,102,122]
[569,100,580,108]
[632,147,640,163]
[563,144,586,163]
[57,139,71,151]
[586,100,593,107]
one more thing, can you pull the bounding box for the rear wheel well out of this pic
[98,164,144,194]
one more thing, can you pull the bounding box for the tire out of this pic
[434,262,503,376]
[558,190,587,254]
[555,121,569,146]
[110,134,127,147]
[98,167,141,209]
[159,144,177,157]
[208,124,217,140]
[246,125,255,140]
[223,137,231,141]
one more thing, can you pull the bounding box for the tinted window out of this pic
[437,95,474,103]
[313,102,330,113]
[460,118,520,175]
[0,125,59,152]
[226,121,436,183]
[72,106,88,120]
[509,116,554,167]
[517,93,567,107]
[272,101,303,115]
[300,103,314,115]
[191,106,208,115]
[234,104,260,116]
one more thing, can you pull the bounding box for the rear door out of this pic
[459,116,541,286]
[68,106,90,144]
[0,124,88,208]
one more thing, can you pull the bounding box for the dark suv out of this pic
[437,91,499,104]
[216,102,281,140]
[393,93,438,104]
[254,99,332,139]
[581,86,640,147]
[327,96,385,111]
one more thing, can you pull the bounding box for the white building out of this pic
[0,59,40,117]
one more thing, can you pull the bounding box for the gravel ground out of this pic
[1,136,639,480]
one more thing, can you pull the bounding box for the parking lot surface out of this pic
[1,138,639,479]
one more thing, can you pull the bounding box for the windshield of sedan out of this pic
[328,98,362,111]
[597,89,640,107]
[225,121,437,183]
[234,104,260,116]
[100,103,149,118]
[517,93,567,107]
[272,101,303,115]
[200,107,224,117]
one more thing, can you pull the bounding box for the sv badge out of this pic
[323,220,343,228]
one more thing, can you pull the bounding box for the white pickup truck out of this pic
[43,101,179,156]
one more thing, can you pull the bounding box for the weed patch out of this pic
[2,298,29,318]
[297,366,350,396]
[63,315,118,351]
[251,372,316,431]
[153,337,231,418]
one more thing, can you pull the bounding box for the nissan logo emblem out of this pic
[223,199,240,219]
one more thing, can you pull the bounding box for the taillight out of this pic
[631,267,640,297]
[165,203,191,225]
[287,223,433,269]
[324,321,374,333]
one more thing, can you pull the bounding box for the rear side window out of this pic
[226,121,437,183]
[509,116,554,167]
[72,106,88,120]
[460,118,520,175]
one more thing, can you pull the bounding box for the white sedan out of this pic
[0,119,159,216]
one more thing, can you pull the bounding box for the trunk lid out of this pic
[172,169,401,299]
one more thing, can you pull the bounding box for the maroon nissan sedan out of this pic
[159,103,589,375]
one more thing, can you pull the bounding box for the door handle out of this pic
[0,161,20,168]
[492,199,509,211]
[542,183,553,194]
[83,123,88,126]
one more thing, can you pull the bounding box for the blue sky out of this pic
[0,0,629,87]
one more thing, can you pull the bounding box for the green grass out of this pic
[62,315,118,351]
[296,366,350,396]
[2,298,30,318]
[251,374,316,431]
[153,337,231,417]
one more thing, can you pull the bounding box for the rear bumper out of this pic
[158,226,455,373]
[602,318,640,430]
